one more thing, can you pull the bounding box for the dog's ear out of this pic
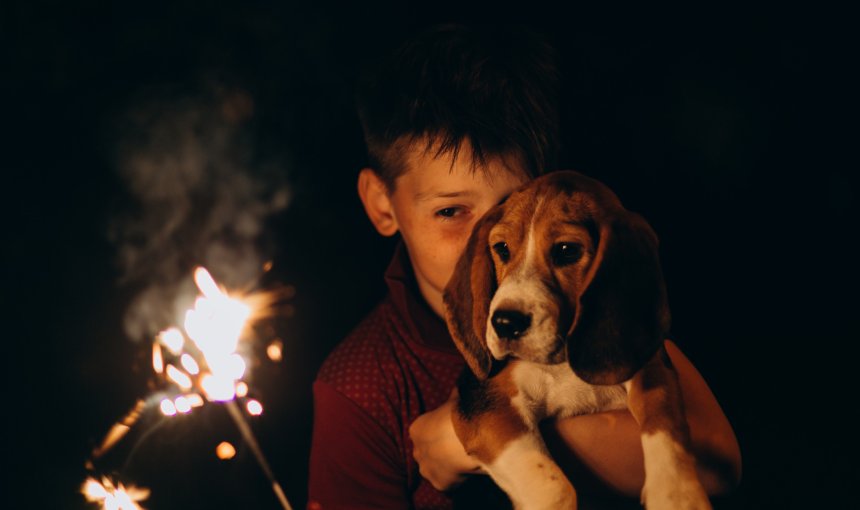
[567,211,671,385]
[443,206,503,380]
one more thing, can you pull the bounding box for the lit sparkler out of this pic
[81,476,149,510]
[86,265,293,510]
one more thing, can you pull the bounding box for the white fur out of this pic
[509,361,627,422]
[640,431,712,510]
[486,434,577,510]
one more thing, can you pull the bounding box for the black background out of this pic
[4,2,857,509]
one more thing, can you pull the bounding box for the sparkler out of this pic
[86,266,293,510]
[82,476,149,510]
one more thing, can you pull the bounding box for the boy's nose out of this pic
[491,309,531,340]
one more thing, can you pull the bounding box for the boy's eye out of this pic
[436,207,460,218]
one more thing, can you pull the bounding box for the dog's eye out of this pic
[551,242,583,266]
[492,242,510,263]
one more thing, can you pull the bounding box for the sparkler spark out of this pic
[216,441,237,460]
[159,398,177,416]
[82,476,149,510]
[92,400,147,459]
[158,328,184,354]
[246,399,264,416]
[149,266,256,406]
[266,339,284,361]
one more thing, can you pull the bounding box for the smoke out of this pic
[109,85,290,342]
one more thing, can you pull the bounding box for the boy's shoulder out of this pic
[314,296,411,425]
[316,296,400,384]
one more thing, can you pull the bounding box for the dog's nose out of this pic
[491,309,531,340]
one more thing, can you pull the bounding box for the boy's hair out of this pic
[356,24,560,190]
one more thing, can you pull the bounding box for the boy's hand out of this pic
[409,391,484,491]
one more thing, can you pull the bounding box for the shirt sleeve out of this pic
[308,380,410,510]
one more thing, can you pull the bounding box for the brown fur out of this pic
[628,348,690,442]
[452,366,529,464]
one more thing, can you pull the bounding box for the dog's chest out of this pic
[509,361,628,420]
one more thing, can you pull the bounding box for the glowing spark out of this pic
[194,266,222,299]
[174,396,192,414]
[165,365,192,390]
[92,400,146,459]
[200,373,236,402]
[158,328,184,354]
[185,298,248,356]
[176,268,252,406]
[186,393,205,408]
[246,399,263,416]
[159,399,177,416]
[180,353,200,375]
[267,339,283,362]
[152,344,164,374]
[216,441,236,460]
[235,382,249,398]
[215,353,246,380]
[82,476,149,510]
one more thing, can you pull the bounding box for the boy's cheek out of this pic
[437,230,475,259]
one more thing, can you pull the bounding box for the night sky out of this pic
[5,3,856,509]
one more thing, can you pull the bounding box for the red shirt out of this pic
[307,243,466,509]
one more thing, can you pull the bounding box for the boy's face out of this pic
[380,144,528,318]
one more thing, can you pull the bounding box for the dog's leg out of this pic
[490,433,578,510]
[454,369,577,510]
[626,347,711,510]
[454,413,577,510]
[494,433,576,510]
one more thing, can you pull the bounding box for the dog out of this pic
[442,170,710,510]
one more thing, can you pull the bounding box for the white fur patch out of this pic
[486,434,576,510]
[640,430,711,510]
[509,362,627,422]
[523,195,544,269]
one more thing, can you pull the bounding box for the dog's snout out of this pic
[491,310,532,340]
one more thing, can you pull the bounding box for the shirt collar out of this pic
[383,241,459,354]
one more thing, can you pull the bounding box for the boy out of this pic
[307,24,741,509]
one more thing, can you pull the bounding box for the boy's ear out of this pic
[357,168,399,236]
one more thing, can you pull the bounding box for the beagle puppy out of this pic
[443,171,710,510]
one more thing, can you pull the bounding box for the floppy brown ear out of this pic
[567,212,671,385]
[443,207,503,380]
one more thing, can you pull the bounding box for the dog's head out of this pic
[443,170,670,385]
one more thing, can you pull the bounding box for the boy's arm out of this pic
[309,380,410,509]
[409,340,742,496]
[408,389,485,490]
[545,340,742,497]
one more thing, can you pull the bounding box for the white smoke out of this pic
[110,86,290,342]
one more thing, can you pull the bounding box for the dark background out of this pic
[4,2,856,509]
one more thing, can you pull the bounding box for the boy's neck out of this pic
[413,277,446,319]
